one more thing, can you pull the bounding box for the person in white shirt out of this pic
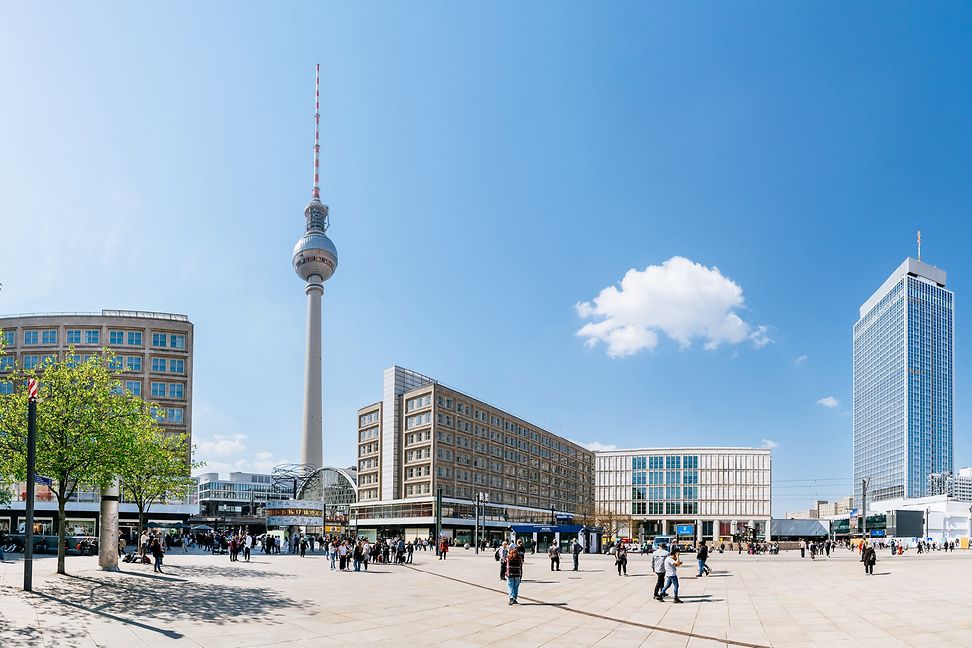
[243,533,253,562]
[659,548,684,603]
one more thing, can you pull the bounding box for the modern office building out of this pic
[785,496,854,520]
[350,366,596,546]
[594,447,772,542]
[929,468,972,503]
[0,310,195,536]
[195,472,293,517]
[853,257,954,504]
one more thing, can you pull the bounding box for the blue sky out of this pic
[2,3,971,516]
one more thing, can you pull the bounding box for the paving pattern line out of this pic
[404,563,771,648]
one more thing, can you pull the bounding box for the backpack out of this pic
[494,548,501,561]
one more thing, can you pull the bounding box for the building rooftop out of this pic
[0,309,190,322]
[860,257,948,318]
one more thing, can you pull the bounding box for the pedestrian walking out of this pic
[799,539,806,559]
[150,537,165,574]
[439,538,449,560]
[652,542,669,601]
[243,533,253,562]
[697,540,710,576]
[659,547,683,603]
[548,543,561,571]
[498,541,509,580]
[571,539,582,571]
[299,536,307,558]
[615,543,628,576]
[506,545,524,605]
[862,542,877,575]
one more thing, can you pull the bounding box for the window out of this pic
[125,380,142,396]
[41,329,57,345]
[151,357,166,372]
[109,330,124,345]
[165,408,184,424]
[359,411,379,426]
[152,333,167,347]
[0,382,12,395]
[151,382,166,397]
[169,359,185,374]
[169,383,184,399]
[2,331,13,346]
[632,456,647,470]
[23,331,38,345]
[0,357,13,371]
[126,356,142,372]
[67,330,82,344]
[22,355,39,369]
[169,334,186,349]
[128,331,142,346]
[85,330,100,345]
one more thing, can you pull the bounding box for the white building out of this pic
[595,447,772,543]
[868,494,972,543]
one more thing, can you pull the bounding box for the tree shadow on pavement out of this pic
[26,570,314,637]
[0,608,90,648]
[163,563,296,580]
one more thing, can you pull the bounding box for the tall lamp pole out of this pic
[23,378,38,592]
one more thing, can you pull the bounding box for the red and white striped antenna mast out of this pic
[312,63,321,201]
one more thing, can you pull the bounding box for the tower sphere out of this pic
[293,200,339,282]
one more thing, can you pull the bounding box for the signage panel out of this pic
[676,524,695,536]
[265,499,324,526]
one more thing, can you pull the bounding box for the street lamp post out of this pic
[23,379,38,592]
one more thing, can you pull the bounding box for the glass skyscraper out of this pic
[854,258,954,505]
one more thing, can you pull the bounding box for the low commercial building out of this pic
[350,366,596,548]
[595,447,772,543]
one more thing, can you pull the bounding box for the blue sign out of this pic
[33,475,52,487]
[869,529,886,537]
[676,524,695,536]
[555,513,572,521]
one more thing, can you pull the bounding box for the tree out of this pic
[0,350,153,575]
[119,417,200,537]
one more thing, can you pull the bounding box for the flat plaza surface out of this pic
[0,545,970,647]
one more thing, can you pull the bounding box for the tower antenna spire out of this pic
[917,228,922,261]
[312,63,321,201]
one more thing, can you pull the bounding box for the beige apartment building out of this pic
[0,310,195,536]
[351,366,596,546]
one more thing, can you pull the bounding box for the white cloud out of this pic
[575,256,770,357]
[794,354,808,366]
[196,433,247,457]
[761,439,779,449]
[817,396,839,408]
[572,440,619,452]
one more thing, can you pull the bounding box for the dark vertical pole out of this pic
[474,494,479,555]
[434,487,442,550]
[24,398,37,592]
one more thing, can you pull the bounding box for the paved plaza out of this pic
[1,546,971,647]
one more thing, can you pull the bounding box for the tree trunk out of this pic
[138,507,145,541]
[56,498,67,575]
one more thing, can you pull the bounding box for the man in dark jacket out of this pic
[697,540,710,576]
[862,542,877,575]
[571,539,582,571]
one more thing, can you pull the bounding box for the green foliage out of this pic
[118,416,202,535]
[0,348,163,574]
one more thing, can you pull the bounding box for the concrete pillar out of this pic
[712,519,720,541]
[696,519,703,544]
[765,518,772,542]
[300,278,324,469]
[98,479,120,571]
[661,519,668,536]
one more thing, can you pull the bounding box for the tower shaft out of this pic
[300,278,324,469]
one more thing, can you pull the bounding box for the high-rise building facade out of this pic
[595,447,772,542]
[854,257,954,505]
[351,366,595,542]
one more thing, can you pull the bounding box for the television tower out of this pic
[292,63,338,470]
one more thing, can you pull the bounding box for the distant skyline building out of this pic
[854,255,954,506]
[292,64,338,470]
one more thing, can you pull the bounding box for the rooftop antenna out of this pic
[917,229,922,261]
[312,62,321,201]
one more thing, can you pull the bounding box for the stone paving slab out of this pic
[2,547,972,646]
